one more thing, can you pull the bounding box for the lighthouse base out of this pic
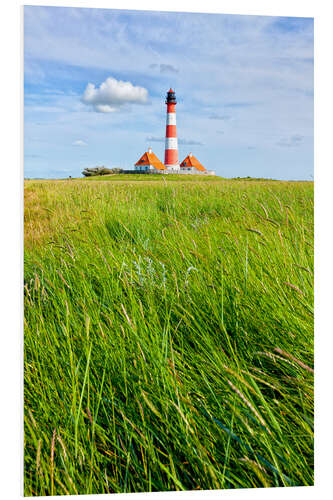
[165,164,180,172]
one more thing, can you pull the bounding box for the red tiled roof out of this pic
[180,154,206,171]
[135,151,166,170]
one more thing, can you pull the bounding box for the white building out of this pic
[179,153,215,175]
[134,148,166,173]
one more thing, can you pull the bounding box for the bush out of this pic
[82,166,123,177]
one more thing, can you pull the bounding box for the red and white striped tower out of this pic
[164,88,180,171]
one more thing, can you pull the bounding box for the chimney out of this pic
[189,152,193,157]
[148,147,152,154]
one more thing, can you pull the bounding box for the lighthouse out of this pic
[164,89,180,171]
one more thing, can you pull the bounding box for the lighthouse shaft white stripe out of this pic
[165,137,178,150]
[166,113,176,126]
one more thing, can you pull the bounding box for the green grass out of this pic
[24,177,314,495]
[79,173,224,182]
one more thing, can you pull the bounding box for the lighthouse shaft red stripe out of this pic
[164,149,178,165]
[167,103,176,113]
[166,125,177,137]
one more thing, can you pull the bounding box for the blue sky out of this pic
[24,6,314,179]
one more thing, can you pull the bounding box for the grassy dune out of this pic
[80,174,225,182]
[24,176,314,495]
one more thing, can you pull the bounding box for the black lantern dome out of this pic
[165,88,177,104]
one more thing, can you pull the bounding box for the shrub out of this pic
[82,166,123,177]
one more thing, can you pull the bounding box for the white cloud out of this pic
[209,114,231,121]
[179,138,204,146]
[146,136,204,145]
[149,63,179,74]
[276,134,304,148]
[72,140,87,146]
[81,77,149,113]
[146,136,164,142]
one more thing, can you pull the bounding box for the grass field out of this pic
[24,175,314,496]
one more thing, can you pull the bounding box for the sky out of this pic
[24,6,314,179]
